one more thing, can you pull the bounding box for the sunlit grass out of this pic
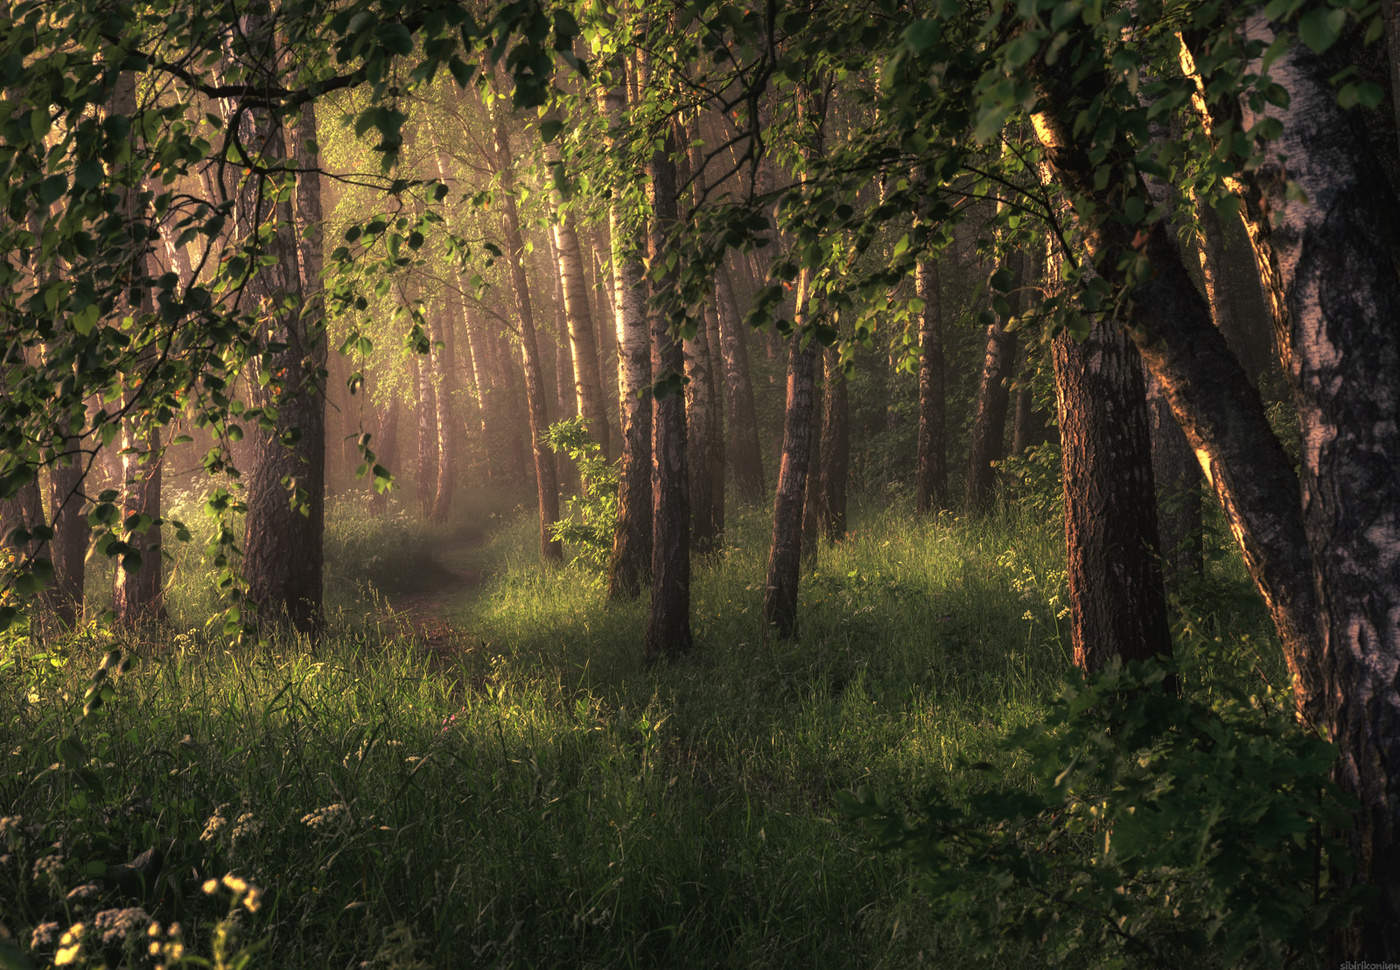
[1,489,1281,968]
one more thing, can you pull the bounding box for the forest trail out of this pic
[380,521,486,667]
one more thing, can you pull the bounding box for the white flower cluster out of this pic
[92,906,150,945]
[301,802,351,830]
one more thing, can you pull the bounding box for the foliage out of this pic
[543,417,617,574]
[841,659,1358,968]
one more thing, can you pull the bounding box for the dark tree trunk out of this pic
[965,271,1019,514]
[915,258,948,513]
[48,426,87,626]
[1032,56,1326,726]
[1053,319,1173,672]
[715,262,766,501]
[686,301,722,554]
[1147,375,1203,583]
[817,346,849,541]
[643,121,692,660]
[240,92,326,633]
[492,100,562,562]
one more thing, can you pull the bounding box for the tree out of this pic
[490,90,563,563]
[914,258,948,513]
[643,116,693,661]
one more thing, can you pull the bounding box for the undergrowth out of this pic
[0,490,1328,968]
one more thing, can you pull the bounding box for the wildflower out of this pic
[30,922,60,948]
[300,802,350,830]
[231,811,261,842]
[93,907,149,945]
[65,883,100,902]
[0,815,20,837]
[32,853,63,880]
[202,878,219,894]
[221,873,248,894]
[53,923,83,966]
[200,804,230,842]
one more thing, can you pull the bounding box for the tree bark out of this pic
[240,90,326,634]
[643,121,692,660]
[410,348,437,518]
[491,99,562,562]
[1240,16,1400,954]
[816,346,849,541]
[915,258,948,513]
[1031,58,1326,727]
[763,269,819,638]
[965,267,1019,514]
[110,70,164,629]
[544,134,612,459]
[1053,317,1173,672]
[428,300,459,522]
[1147,374,1203,583]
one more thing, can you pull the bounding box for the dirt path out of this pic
[381,525,486,667]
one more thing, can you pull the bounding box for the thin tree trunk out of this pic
[544,135,612,459]
[915,258,948,513]
[600,59,653,599]
[643,119,692,660]
[372,396,399,516]
[685,299,721,553]
[817,346,849,541]
[492,100,562,562]
[429,300,459,522]
[110,70,164,628]
[411,350,437,517]
[715,262,766,501]
[1147,375,1203,583]
[763,280,819,638]
[965,265,1019,514]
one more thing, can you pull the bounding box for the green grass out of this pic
[1,490,1291,969]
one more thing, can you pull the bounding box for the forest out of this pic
[1,0,1398,966]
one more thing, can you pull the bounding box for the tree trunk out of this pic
[686,299,721,553]
[715,262,766,501]
[411,349,438,517]
[965,271,1019,514]
[429,300,459,522]
[1053,319,1173,672]
[544,135,612,459]
[600,58,653,599]
[48,418,87,626]
[1147,375,1203,583]
[915,258,948,513]
[643,120,692,660]
[763,268,819,638]
[492,100,562,562]
[817,346,849,541]
[110,70,164,629]
[1031,57,1326,727]
[1240,16,1400,954]
[372,396,399,516]
[240,90,326,633]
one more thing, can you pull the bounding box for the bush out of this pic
[841,659,1358,968]
[544,417,617,574]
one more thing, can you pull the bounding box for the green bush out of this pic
[841,659,1358,969]
[544,417,618,574]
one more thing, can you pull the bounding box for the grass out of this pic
[0,488,1296,969]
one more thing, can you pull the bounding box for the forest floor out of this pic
[377,517,486,667]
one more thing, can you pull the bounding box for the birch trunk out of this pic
[915,258,948,513]
[491,100,562,562]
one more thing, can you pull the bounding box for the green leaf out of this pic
[1297,7,1347,54]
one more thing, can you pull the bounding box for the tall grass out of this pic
[1,490,1283,968]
